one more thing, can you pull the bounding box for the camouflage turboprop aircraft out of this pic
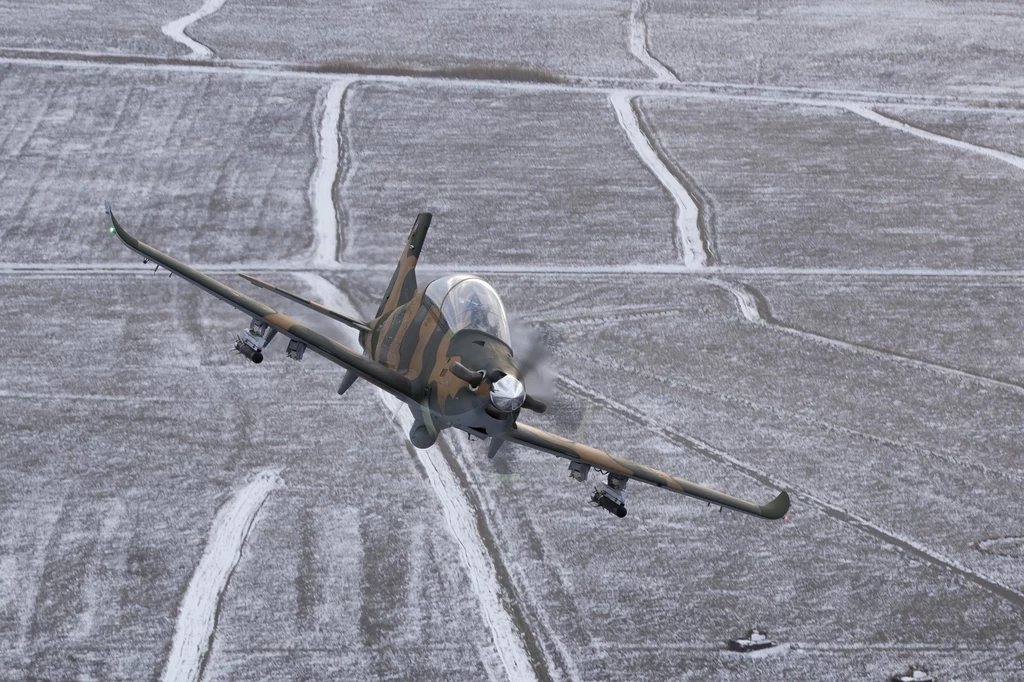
[106,204,789,520]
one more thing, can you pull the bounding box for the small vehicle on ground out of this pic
[726,629,776,652]
[888,668,935,682]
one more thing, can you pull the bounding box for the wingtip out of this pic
[104,200,117,235]
[103,202,139,247]
[761,490,790,520]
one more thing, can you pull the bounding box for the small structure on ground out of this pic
[888,667,935,682]
[726,628,776,652]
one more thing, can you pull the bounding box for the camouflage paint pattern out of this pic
[106,204,789,520]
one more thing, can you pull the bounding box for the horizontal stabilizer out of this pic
[238,273,371,333]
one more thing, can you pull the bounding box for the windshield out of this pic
[424,275,511,343]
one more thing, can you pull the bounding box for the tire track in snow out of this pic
[440,434,585,682]
[74,498,126,642]
[162,0,228,60]
[706,278,1024,400]
[162,469,282,682]
[556,376,1024,611]
[610,93,709,267]
[310,78,357,267]
[844,104,1024,172]
[631,98,720,263]
[627,0,678,83]
[299,274,544,682]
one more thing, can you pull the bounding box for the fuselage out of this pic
[360,275,524,443]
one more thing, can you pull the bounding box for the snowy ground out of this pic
[644,0,1024,97]
[2,2,1024,681]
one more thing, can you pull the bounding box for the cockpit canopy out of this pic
[424,275,511,344]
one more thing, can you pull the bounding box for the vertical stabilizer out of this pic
[376,212,431,317]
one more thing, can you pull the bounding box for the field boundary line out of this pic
[2,50,1024,113]
[845,104,1024,172]
[12,262,1024,278]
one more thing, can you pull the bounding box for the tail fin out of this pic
[376,212,431,317]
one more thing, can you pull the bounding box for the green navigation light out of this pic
[109,226,116,233]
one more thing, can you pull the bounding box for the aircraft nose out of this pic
[490,375,526,412]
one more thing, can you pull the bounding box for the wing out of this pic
[105,202,415,402]
[505,422,790,519]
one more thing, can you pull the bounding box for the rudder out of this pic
[376,212,432,318]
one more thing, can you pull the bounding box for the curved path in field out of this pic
[162,0,227,60]
[162,469,282,682]
[310,79,358,267]
[627,0,678,83]
[610,92,708,266]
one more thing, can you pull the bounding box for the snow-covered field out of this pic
[636,97,1024,271]
[876,107,1024,160]
[2,2,1024,680]
[644,0,1024,97]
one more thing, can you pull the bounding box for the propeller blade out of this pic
[522,394,547,413]
[510,321,558,403]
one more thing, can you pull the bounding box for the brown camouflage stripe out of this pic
[407,306,448,380]
[375,304,407,364]
[396,298,432,373]
[386,291,426,368]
